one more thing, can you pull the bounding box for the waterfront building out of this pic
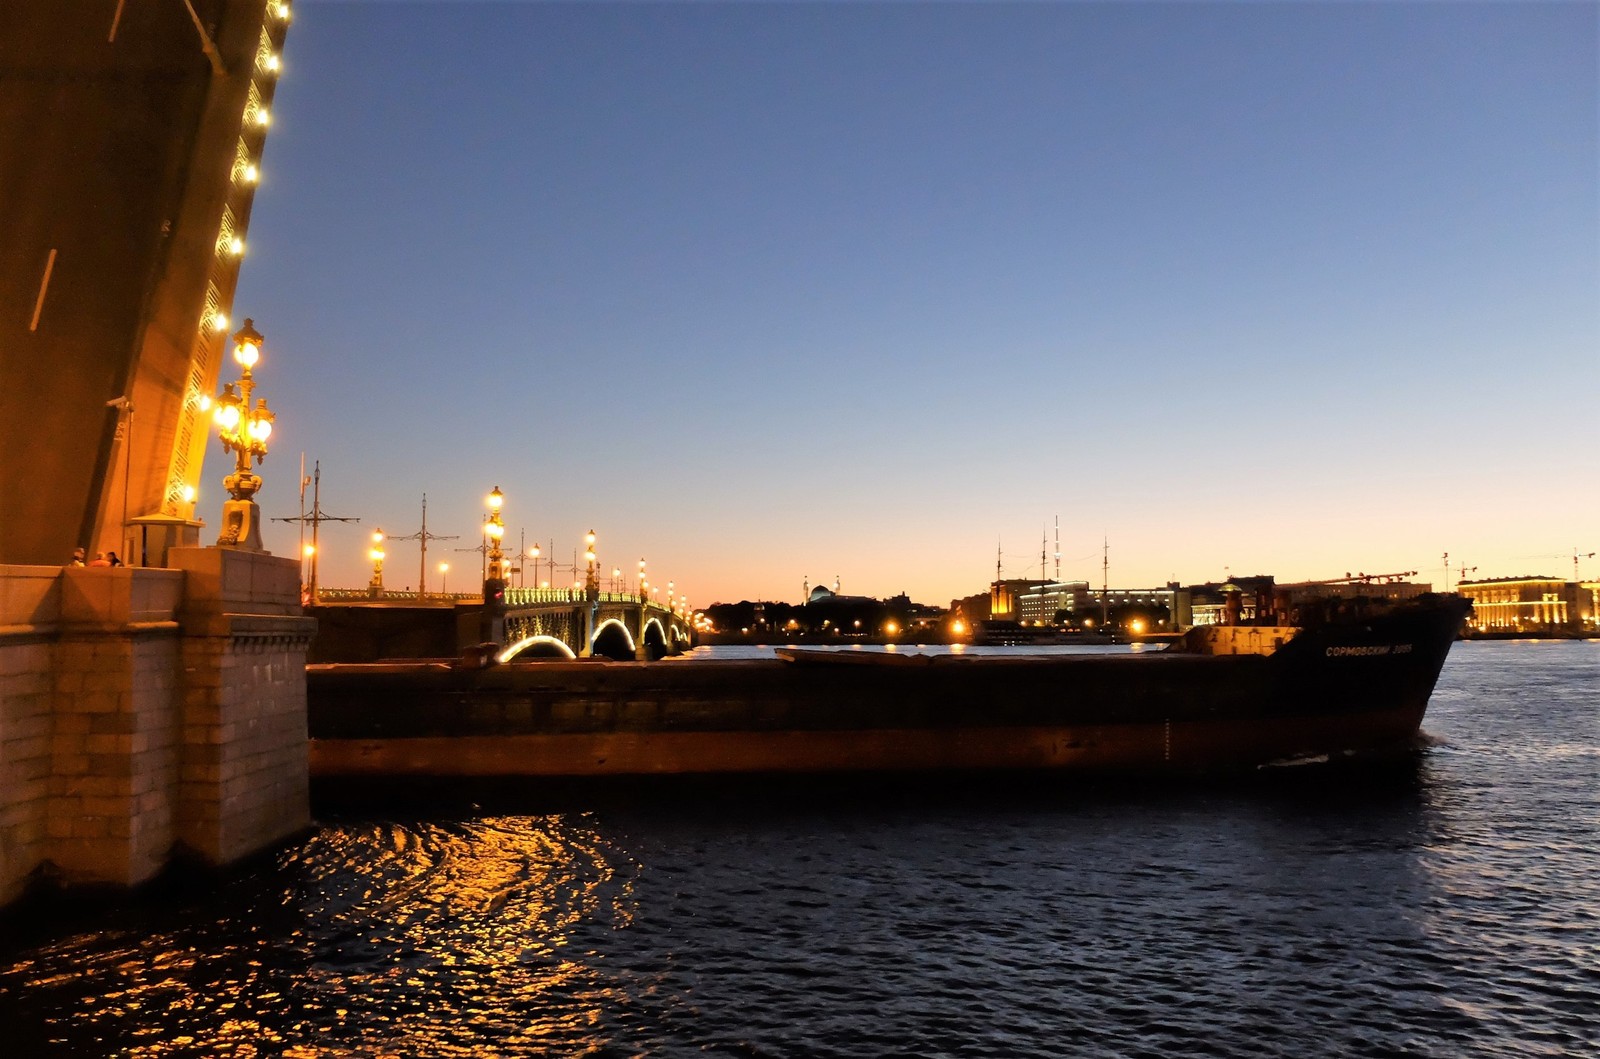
[1009,581,1185,630]
[989,579,1052,620]
[1457,576,1592,632]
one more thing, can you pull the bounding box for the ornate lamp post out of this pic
[485,487,506,582]
[368,528,385,597]
[584,530,598,594]
[529,543,543,589]
[212,318,275,549]
[638,557,647,603]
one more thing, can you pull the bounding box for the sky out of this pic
[233,0,1599,607]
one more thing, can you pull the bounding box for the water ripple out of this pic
[1,642,1597,1056]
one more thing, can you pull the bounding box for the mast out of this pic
[310,466,318,597]
[270,460,358,603]
[296,452,308,580]
[1101,537,1109,627]
[1054,515,1060,583]
[388,495,459,597]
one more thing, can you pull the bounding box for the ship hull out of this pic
[307,596,1468,779]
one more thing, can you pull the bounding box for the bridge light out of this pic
[232,319,263,367]
[487,487,503,512]
[211,317,274,549]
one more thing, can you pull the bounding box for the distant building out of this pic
[1457,577,1591,632]
[1184,577,1276,626]
[988,578,1051,620]
[1013,581,1185,630]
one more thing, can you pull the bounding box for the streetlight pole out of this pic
[212,318,275,550]
[439,561,449,597]
[581,529,599,657]
[368,528,385,598]
[485,487,506,583]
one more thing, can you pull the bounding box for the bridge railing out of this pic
[313,589,472,603]
[501,588,674,608]
[311,587,688,615]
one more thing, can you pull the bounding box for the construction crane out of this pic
[1278,571,1419,588]
[1570,548,1595,581]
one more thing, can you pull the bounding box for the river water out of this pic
[1,640,1596,1057]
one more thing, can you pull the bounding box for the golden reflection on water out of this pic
[15,815,641,1058]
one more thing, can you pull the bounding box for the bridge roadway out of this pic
[312,586,695,662]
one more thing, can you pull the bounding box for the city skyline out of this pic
[230,1,1597,605]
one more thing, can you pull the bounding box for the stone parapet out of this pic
[0,550,314,907]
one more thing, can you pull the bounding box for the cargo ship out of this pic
[306,593,1471,779]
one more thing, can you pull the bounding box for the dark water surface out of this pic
[2,641,1596,1057]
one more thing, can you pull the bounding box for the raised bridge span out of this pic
[311,586,695,663]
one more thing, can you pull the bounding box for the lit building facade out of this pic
[1013,581,1185,630]
[1457,577,1591,632]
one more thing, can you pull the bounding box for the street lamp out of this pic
[612,566,621,593]
[213,318,275,549]
[584,529,598,594]
[485,486,506,583]
[529,543,542,590]
[368,528,385,597]
[638,557,647,603]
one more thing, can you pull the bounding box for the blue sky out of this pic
[235,0,1598,605]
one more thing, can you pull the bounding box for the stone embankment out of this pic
[0,549,313,907]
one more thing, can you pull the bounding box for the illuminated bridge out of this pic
[310,586,696,663]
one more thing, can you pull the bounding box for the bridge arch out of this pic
[591,617,637,661]
[497,635,577,663]
[640,617,670,660]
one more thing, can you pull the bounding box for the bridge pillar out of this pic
[478,578,506,649]
[635,605,650,660]
[0,549,314,906]
[579,586,599,658]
